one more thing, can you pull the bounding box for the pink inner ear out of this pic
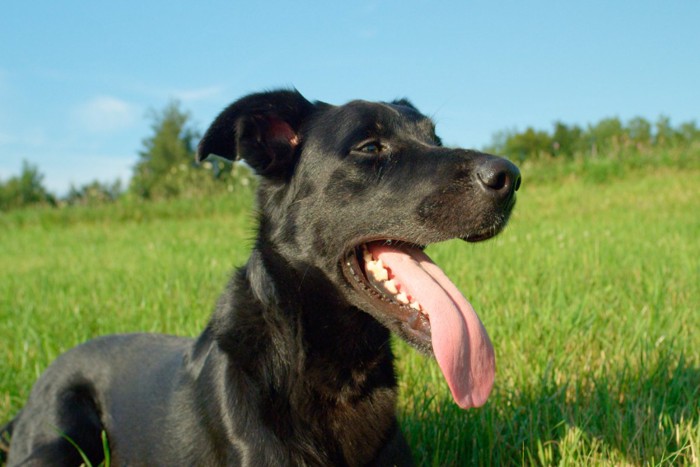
[268,119,299,148]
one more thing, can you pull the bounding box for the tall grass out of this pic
[1,158,698,465]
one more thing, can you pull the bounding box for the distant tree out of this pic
[503,127,552,161]
[0,160,55,211]
[130,101,200,198]
[65,179,123,205]
[586,117,624,155]
[487,114,699,163]
[551,121,584,158]
[676,121,700,145]
[654,115,674,147]
[626,117,652,148]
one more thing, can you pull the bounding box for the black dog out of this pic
[1,90,520,466]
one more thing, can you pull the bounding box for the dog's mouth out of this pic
[342,239,495,409]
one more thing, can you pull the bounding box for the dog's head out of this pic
[199,90,520,409]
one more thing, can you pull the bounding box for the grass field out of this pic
[1,158,699,465]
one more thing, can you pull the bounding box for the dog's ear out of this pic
[197,90,315,178]
[390,98,418,111]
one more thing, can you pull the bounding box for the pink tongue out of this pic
[368,243,495,408]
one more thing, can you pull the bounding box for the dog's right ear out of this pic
[197,90,315,179]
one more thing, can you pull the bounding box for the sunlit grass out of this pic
[1,164,698,465]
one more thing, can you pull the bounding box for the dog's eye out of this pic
[357,141,383,155]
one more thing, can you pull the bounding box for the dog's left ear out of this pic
[197,89,315,179]
[391,98,418,111]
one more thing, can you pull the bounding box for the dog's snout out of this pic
[475,157,521,197]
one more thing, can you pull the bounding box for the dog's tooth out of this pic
[369,266,387,283]
[373,265,388,282]
[396,292,409,304]
[409,301,422,311]
[384,279,398,294]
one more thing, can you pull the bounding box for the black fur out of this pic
[3,90,520,466]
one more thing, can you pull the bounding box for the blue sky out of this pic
[1,1,698,194]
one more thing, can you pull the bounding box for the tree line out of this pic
[1,106,698,211]
[0,102,253,211]
[486,116,700,162]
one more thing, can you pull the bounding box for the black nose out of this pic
[475,157,521,197]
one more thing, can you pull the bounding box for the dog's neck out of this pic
[202,246,399,464]
[214,246,396,386]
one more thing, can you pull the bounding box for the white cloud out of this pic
[73,96,138,133]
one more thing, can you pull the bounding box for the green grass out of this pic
[2,163,699,465]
